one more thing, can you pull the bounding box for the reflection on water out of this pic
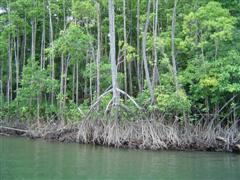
[0,136,240,180]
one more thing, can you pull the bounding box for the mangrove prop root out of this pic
[1,120,239,152]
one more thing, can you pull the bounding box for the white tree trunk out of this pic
[142,0,154,102]
[171,0,179,90]
[152,0,159,89]
[136,0,142,92]
[48,0,55,104]
[108,0,119,109]
[96,2,101,110]
[123,0,127,100]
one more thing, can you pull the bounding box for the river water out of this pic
[0,136,240,180]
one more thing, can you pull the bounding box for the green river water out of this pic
[0,136,240,180]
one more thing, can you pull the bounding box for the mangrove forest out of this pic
[0,0,240,152]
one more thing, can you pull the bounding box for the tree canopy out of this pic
[0,0,239,125]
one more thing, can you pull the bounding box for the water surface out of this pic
[1,136,240,180]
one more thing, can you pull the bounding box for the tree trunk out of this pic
[63,54,70,109]
[136,0,142,92]
[23,13,27,65]
[123,0,127,100]
[31,0,37,61]
[14,31,19,98]
[152,0,159,89]
[72,63,75,101]
[7,2,12,104]
[60,53,64,112]
[108,0,119,110]
[96,2,101,110]
[40,1,46,69]
[31,17,36,61]
[60,0,66,116]
[142,0,154,102]
[90,48,96,105]
[128,1,133,96]
[171,0,178,90]
[48,0,55,104]
[84,54,88,99]
[76,61,79,105]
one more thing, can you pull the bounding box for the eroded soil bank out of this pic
[1,120,240,153]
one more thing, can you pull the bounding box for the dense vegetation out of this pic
[0,0,240,128]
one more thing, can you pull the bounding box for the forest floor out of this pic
[1,119,240,153]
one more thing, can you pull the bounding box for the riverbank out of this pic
[1,120,240,153]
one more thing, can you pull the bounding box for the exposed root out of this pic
[74,120,239,152]
[1,120,239,153]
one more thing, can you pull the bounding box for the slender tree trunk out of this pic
[7,34,12,104]
[63,54,70,109]
[60,54,64,111]
[89,53,93,105]
[84,55,88,99]
[23,13,27,65]
[152,0,159,89]
[48,0,55,104]
[90,47,96,105]
[128,62,133,95]
[31,0,37,61]
[171,0,178,90]
[142,0,154,102]
[76,61,79,105]
[60,0,66,117]
[6,2,12,104]
[14,31,19,98]
[31,17,36,61]
[128,1,133,95]
[136,0,142,92]
[108,0,119,110]
[72,64,75,101]
[40,1,46,69]
[60,53,64,95]
[123,0,127,99]
[96,2,101,110]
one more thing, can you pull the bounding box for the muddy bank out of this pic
[1,120,240,153]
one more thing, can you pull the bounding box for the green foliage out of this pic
[16,60,58,119]
[64,100,82,122]
[52,24,92,58]
[181,49,240,113]
[183,1,236,51]
[1,0,240,124]
[72,0,96,20]
[155,88,191,114]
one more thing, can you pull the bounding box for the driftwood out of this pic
[0,126,28,133]
[216,136,227,143]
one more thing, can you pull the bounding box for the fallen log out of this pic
[0,126,28,133]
